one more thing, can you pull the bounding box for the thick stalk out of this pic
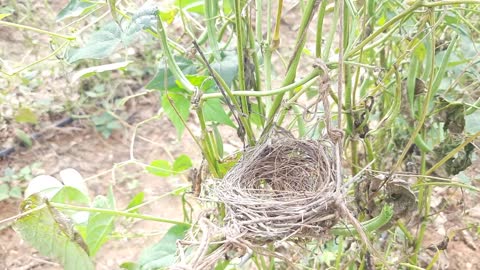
[262,0,319,138]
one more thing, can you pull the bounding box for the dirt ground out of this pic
[0,98,203,269]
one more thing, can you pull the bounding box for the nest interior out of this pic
[215,137,341,241]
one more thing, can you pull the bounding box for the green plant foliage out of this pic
[91,112,122,138]
[67,4,158,62]
[86,190,116,256]
[172,154,193,173]
[14,128,32,148]
[51,186,90,205]
[57,0,101,21]
[137,224,190,270]
[0,163,41,201]
[147,155,193,177]
[14,195,94,270]
[14,107,38,124]
[67,22,123,62]
[174,0,205,15]
[203,99,235,128]
[146,57,197,91]
[466,113,480,133]
[161,93,190,138]
[210,51,238,87]
[126,192,145,213]
[147,160,172,177]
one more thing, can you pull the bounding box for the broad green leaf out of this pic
[67,22,122,62]
[51,187,90,205]
[120,262,140,270]
[162,93,190,138]
[172,155,193,174]
[466,112,480,134]
[138,224,190,269]
[0,184,9,201]
[146,160,172,177]
[72,61,132,82]
[86,195,116,256]
[146,57,196,91]
[14,107,38,124]
[203,99,235,127]
[174,0,204,14]
[211,52,238,87]
[14,195,94,270]
[15,128,33,148]
[185,74,214,89]
[126,192,145,213]
[57,0,100,21]
[9,186,23,199]
[59,168,89,197]
[67,5,157,62]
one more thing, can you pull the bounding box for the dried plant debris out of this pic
[215,137,340,241]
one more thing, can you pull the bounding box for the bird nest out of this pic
[215,137,341,241]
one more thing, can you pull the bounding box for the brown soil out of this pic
[0,100,202,269]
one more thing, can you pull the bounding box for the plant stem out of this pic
[50,202,191,226]
[0,21,76,40]
[156,13,195,92]
[201,69,321,100]
[262,0,319,138]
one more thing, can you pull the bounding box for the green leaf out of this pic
[412,38,426,61]
[67,22,122,62]
[138,224,190,269]
[0,13,11,20]
[174,0,204,14]
[146,56,196,91]
[162,93,190,138]
[14,195,94,270]
[120,262,140,270]
[203,99,235,127]
[15,128,33,148]
[57,0,100,21]
[67,5,157,63]
[86,195,116,256]
[14,107,38,124]
[466,112,480,134]
[146,160,172,177]
[51,187,90,205]
[211,52,238,86]
[0,184,10,201]
[9,186,23,199]
[126,192,144,213]
[72,61,132,82]
[172,155,193,174]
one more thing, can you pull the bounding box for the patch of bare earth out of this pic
[0,98,202,269]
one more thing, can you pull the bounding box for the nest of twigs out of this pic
[215,136,341,241]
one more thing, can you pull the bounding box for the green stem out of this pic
[315,0,328,58]
[50,202,190,226]
[201,69,321,100]
[0,21,76,40]
[156,13,195,92]
[330,204,394,236]
[262,0,319,138]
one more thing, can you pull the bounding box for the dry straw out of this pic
[215,135,341,241]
